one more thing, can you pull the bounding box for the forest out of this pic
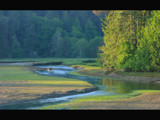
[0,10,103,58]
[98,10,160,72]
[1,10,160,110]
[1,10,160,73]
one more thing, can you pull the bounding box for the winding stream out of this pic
[1,65,160,110]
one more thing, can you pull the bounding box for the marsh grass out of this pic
[38,59,160,110]
[0,64,94,105]
[42,90,160,109]
[0,58,97,65]
[115,71,160,78]
[1,58,160,109]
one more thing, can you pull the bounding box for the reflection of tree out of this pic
[102,79,134,94]
[102,78,160,94]
[102,79,126,93]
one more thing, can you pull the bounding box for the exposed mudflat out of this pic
[78,68,160,84]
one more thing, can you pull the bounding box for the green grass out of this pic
[0,66,68,81]
[0,65,94,85]
[72,90,160,102]
[0,64,95,105]
[115,71,160,78]
[70,64,160,79]
[0,58,97,65]
[1,58,160,109]
[41,89,160,109]
[71,64,101,70]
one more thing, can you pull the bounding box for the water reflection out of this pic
[35,65,160,94]
[1,65,160,109]
[102,78,160,94]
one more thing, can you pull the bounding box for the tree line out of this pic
[98,10,160,72]
[0,10,103,58]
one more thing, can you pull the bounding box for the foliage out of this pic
[99,10,160,72]
[0,10,103,58]
[134,11,160,71]
[99,11,123,72]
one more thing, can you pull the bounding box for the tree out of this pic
[0,10,102,58]
[11,35,22,58]
[99,10,123,72]
[89,36,103,58]
[72,38,89,58]
[62,11,71,33]
[0,14,10,58]
[98,10,155,72]
[50,28,63,57]
[134,11,160,71]
[84,18,97,40]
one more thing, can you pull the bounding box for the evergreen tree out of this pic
[0,14,10,58]
[89,36,103,58]
[99,10,123,72]
[0,10,102,58]
[135,11,160,71]
[11,35,22,58]
[62,11,71,32]
[98,10,160,72]
[72,38,89,58]
[50,28,63,57]
[84,18,97,40]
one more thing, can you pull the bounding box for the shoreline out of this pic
[1,61,160,109]
[72,66,160,84]
[0,87,98,109]
[0,62,99,108]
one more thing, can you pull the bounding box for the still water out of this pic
[34,65,160,94]
[0,65,160,109]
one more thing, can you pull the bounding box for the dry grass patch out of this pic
[0,65,95,105]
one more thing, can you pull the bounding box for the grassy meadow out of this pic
[0,58,97,105]
[1,58,160,109]
[41,90,160,109]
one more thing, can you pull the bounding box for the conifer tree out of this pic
[99,10,123,72]
[135,10,160,71]
[11,35,22,58]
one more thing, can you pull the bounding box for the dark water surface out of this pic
[1,65,160,109]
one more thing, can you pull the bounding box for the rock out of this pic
[108,72,118,77]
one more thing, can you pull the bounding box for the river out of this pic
[1,65,160,109]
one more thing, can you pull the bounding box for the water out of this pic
[34,65,100,85]
[1,65,160,110]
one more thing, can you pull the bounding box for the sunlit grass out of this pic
[1,58,160,109]
[71,90,160,102]
[27,80,93,87]
[71,65,101,70]
[0,65,95,104]
[42,89,160,109]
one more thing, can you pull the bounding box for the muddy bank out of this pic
[72,92,160,110]
[72,65,84,70]
[32,61,63,66]
[0,63,99,109]
[38,87,98,100]
[0,86,98,109]
[0,61,63,67]
[73,66,160,84]
[107,72,160,84]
